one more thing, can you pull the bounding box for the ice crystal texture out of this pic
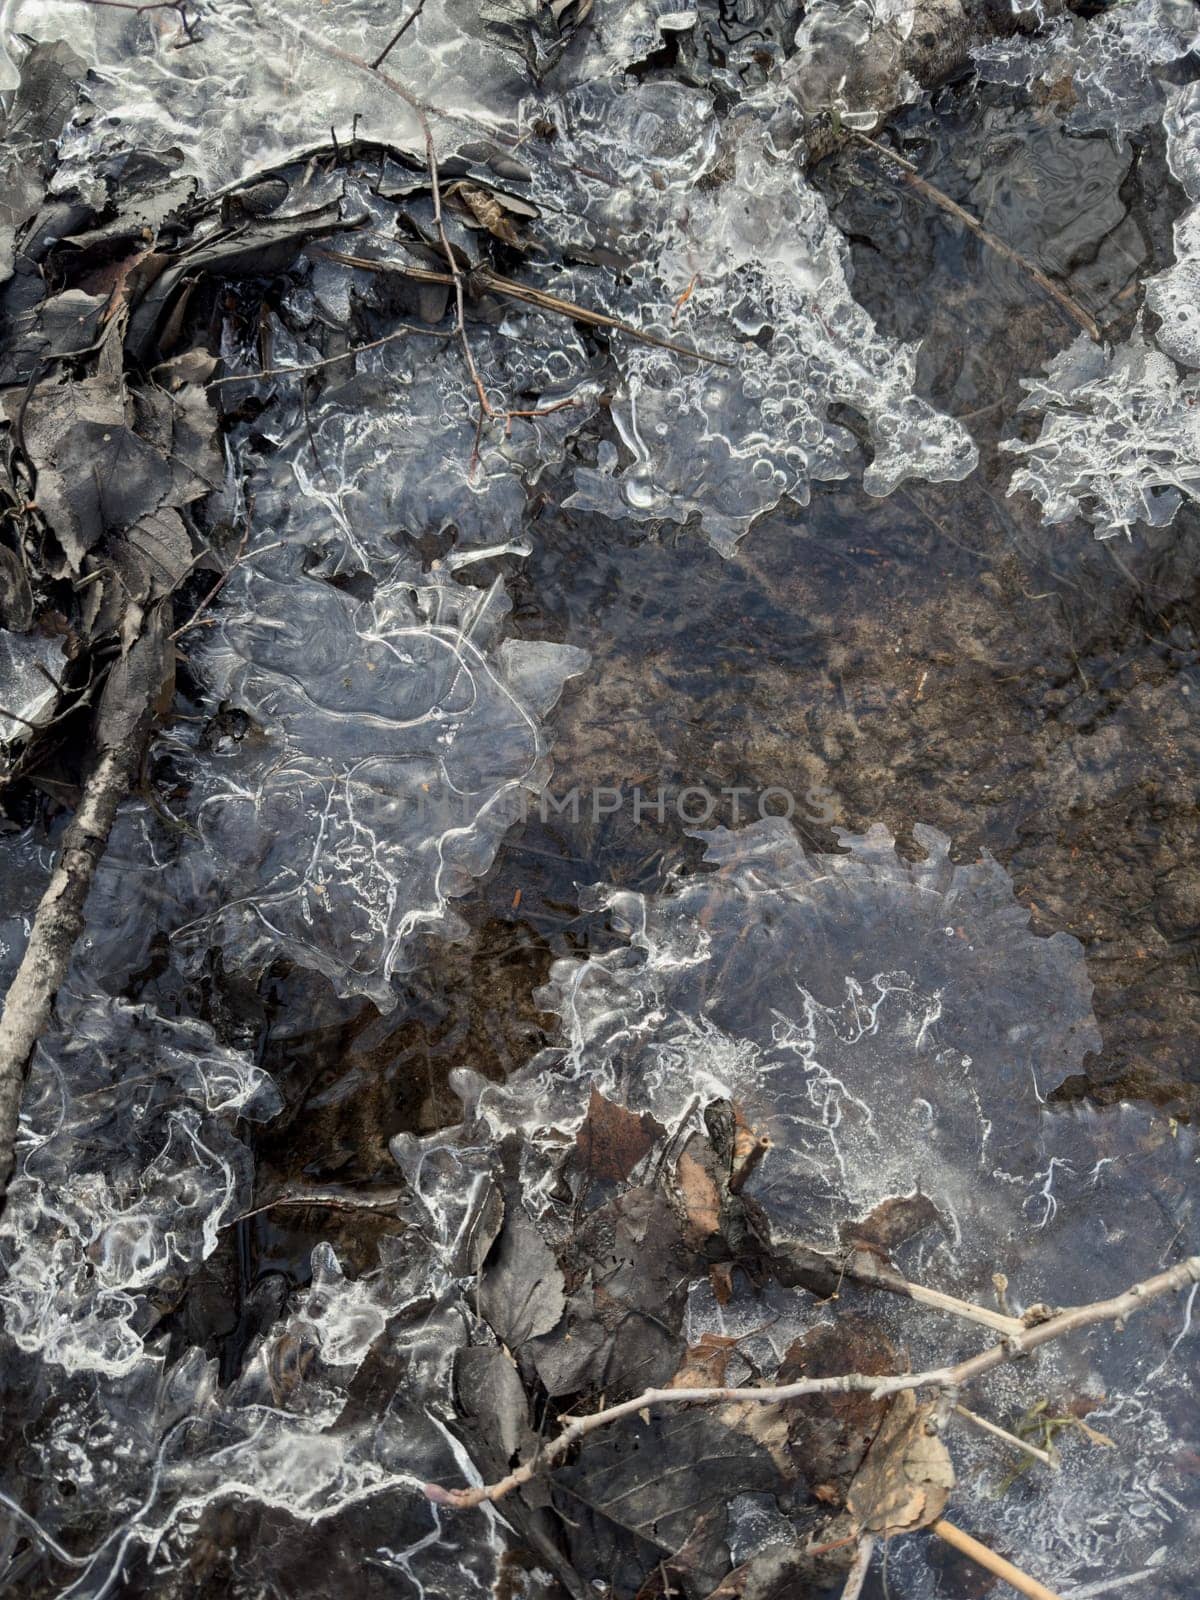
[1145,82,1200,370]
[543,85,977,553]
[1003,324,1200,538]
[459,820,1196,1594]
[5,9,976,555]
[974,0,1200,135]
[0,995,278,1377]
[784,0,919,129]
[168,552,586,1008]
[487,819,1101,1278]
[0,985,514,1597]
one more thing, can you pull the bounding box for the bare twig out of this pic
[315,248,732,368]
[204,320,454,388]
[952,1403,1056,1467]
[853,132,1101,343]
[931,1519,1064,1600]
[850,1253,1024,1337]
[371,0,426,68]
[840,1534,875,1600]
[0,622,167,1200]
[168,520,251,641]
[426,1254,1200,1509]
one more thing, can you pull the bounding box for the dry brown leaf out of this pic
[845,1393,954,1536]
[670,1331,739,1389]
[572,1087,663,1183]
[676,1148,722,1242]
[447,182,523,246]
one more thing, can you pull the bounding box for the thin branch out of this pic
[371,0,426,69]
[425,1254,1200,1509]
[204,320,454,388]
[850,1254,1024,1337]
[168,521,251,641]
[952,1402,1056,1467]
[0,622,166,1197]
[314,248,734,369]
[930,1519,1064,1600]
[840,1534,875,1600]
[852,132,1101,344]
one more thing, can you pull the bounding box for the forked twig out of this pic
[425,1254,1200,1509]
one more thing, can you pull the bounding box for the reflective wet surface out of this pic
[0,1,1198,1595]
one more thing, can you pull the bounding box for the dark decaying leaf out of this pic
[0,288,108,386]
[454,1345,550,1504]
[479,1200,567,1348]
[82,508,193,653]
[446,181,536,248]
[0,545,33,632]
[700,1542,851,1600]
[7,373,171,572]
[477,0,595,77]
[776,1316,900,1502]
[0,41,86,283]
[840,1192,943,1259]
[94,606,173,754]
[555,1407,781,1599]
[529,1187,689,1399]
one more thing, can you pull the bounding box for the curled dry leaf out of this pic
[845,1392,955,1536]
[446,181,531,247]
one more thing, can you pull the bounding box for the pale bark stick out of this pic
[0,739,146,1193]
[840,1534,875,1600]
[931,1519,1065,1600]
[952,1402,1056,1467]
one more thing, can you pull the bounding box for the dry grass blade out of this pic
[314,247,734,368]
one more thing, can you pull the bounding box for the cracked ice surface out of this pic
[168,550,587,1008]
[0,994,278,1378]
[4,10,976,555]
[0,0,536,181]
[1004,79,1200,540]
[0,996,512,1596]
[876,1101,1199,1598]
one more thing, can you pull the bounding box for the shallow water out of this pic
[0,1,1198,1596]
